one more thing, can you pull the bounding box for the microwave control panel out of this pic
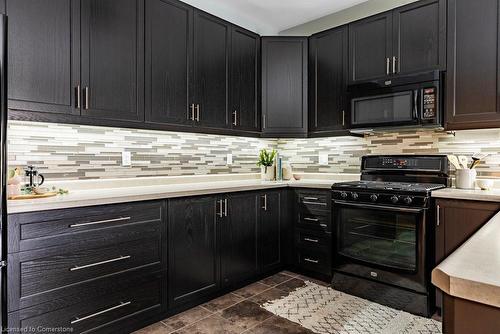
[422,87,437,119]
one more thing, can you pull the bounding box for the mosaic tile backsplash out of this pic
[7,120,500,180]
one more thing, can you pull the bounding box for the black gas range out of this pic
[331,155,450,317]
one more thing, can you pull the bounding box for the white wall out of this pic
[279,0,420,36]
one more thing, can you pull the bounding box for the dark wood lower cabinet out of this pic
[259,191,282,272]
[434,199,500,311]
[167,196,219,310]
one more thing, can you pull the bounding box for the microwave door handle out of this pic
[413,90,419,120]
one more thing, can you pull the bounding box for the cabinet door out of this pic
[193,11,229,128]
[446,0,500,130]
[221,193,258,287]
[7,0,80,115]
[435,199,500,264]
[145,0,192,127]
[80,0,144,121]
[168,196,219,309]
[259,191,282,273]
[230,27,260,132]
[309,26,348,134]
[261,37,308,137]
[349,12,392,83]
[393,0,446,76]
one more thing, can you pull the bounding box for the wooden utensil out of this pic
[471,153,488,169]
[447,155,461,170]
[8,192,57,200]
[458,155,469,169]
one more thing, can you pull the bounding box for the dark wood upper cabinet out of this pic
[446,0,500,130]
[230,27,260,132]
[221,193,258,287]
[309,26,348,134]
[167,196,219,309]
[259,191,282,273]
[80,0,144,122]
[261,37,308,138]
[6,0,80,115]
[145,0,192,127]
[349,12,392,84]
[349,0,445,84]
[192,11,229,129]
[393,0,446,76]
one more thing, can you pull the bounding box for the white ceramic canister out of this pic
[455,169,477,189]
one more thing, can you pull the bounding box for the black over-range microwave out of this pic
[348,71,443,132]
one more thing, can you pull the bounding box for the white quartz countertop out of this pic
[432,187,500,202]
[8,173,356,214]
[432,212,500,308]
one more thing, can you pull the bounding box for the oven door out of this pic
[351,90,419,128]
[333,201,428,292]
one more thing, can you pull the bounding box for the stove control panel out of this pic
[332,190,428,208]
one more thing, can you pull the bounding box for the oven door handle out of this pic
[333,200,426,214]
[413,89,419,120]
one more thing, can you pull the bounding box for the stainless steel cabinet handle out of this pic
[386,58,390,75]
[189,104,195,121]
[224,199,228,217]
[70,255,131,271]
[75,86,81,109]
[262,194,267,211]
[342,110,345,126]
[84,86,89,110]
[195,104,200,122]
[302,201,327,206]
[392,56,397,74]
[263,115,266,129]
[436,204,440,226]
[304,237,319,243]
[304,258,319,264]
[217,199,223,218]
[69,216,131,228]
[303,197,319,201]
[319,223,328,228]
[303,217,319,222]
[70,301,131,324]
[233,110,237,126]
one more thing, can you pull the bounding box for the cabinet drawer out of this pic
[297,191,331,211]
[297,210,331,231]
[295,228,331,250]
[8,224,166,312]
[8,201,164,253]
[296,247,331,276]
[9,271,165,334]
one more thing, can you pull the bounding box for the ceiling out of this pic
[181,0,369,35]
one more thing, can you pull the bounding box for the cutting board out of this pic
[8,192,58,200]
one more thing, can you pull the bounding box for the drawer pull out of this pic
[69,216,131,228]
[304,237,319,243]
[304,258,319,264]
[319,224,328,228]
[302,201,327,206]
[70,301,131,324]
[70,255,131,271]
[303,217,319,222]
[303,197,319,201]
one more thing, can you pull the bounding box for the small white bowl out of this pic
[476,179,494,191]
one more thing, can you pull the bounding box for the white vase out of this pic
[261,166,275,181]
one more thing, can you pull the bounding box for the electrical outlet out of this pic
[122,151,132,167]
[227,153,233,165]
[319,153,329,165]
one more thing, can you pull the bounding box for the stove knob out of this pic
[340,192,348,199]
[351,192,359,200]
[370,194,378,202]
[403,197,413,205]
[390,195,399,204]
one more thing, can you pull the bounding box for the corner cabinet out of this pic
[309,26,349,136]
[445,0,500,130]
[261,37,308,138]
[349,0,446,84]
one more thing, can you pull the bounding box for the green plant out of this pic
[257,149,277,168]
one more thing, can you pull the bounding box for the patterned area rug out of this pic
[263,281,442,334]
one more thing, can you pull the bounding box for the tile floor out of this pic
[134,271,327,334]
